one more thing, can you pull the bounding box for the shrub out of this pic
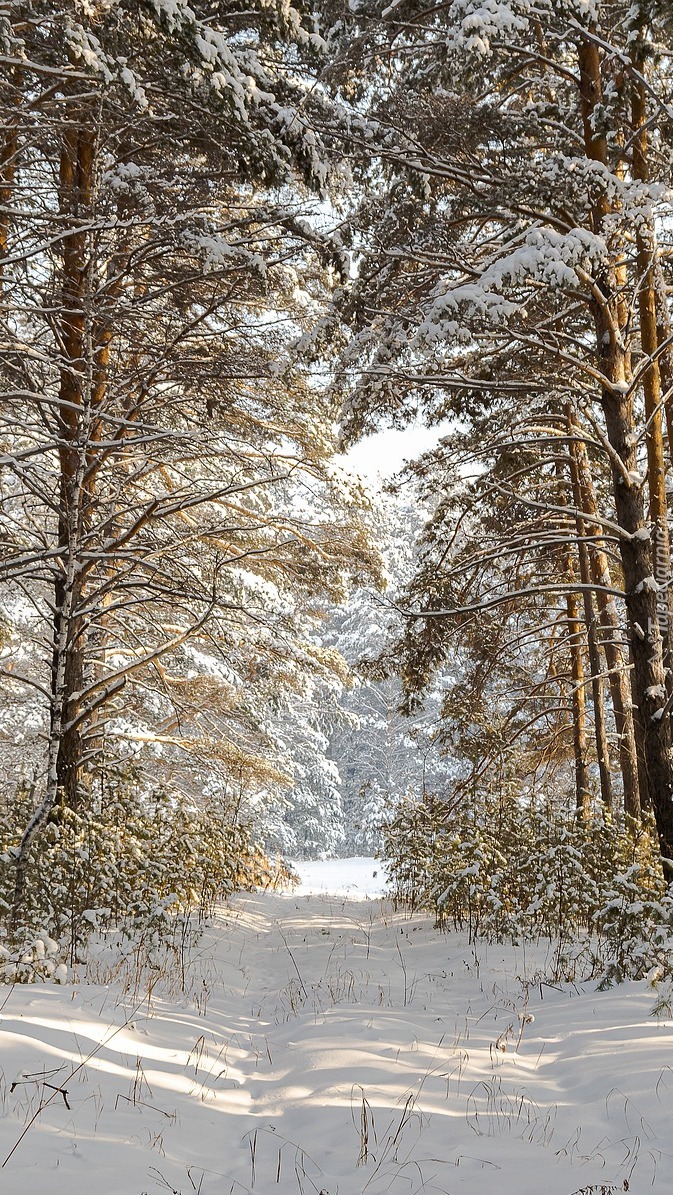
[0,769,288,973]
[382,792,671,983]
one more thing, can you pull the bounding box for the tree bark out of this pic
[631,69,672,669]
[12,477,84,929]
[599,375,673,871]
[567,411,613,811]
[53,118,96,810]
[569,414,642,818]
[564,566,592,821]
[0,68,21,283]
[577,30,673,872]
[654,268,673,463]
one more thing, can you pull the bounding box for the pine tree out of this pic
[0,0,375,922]
[324,0,673,874]
[324,492,459,853]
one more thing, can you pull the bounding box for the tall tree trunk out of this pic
[564,567,592,821]
[0,68,21,285]
[600,380,673,871]
[567,410,613,810]
[631,69,672,667]
[577,30,673,873]
[654,267,673,464]
[569,413,642,817]
[556,457,592,817]
[12,472,85,929]
[54,119,96,811]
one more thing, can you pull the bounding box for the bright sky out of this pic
[338,422,448,481]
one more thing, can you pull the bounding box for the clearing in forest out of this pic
[0,859,671,1195]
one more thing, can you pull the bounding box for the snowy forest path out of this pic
[1,865,672,1194]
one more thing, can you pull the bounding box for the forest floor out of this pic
[1,858,672,1194]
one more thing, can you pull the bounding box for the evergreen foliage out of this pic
[324,0,673,870]
[2,0,673,981]
[383,792,673,983]
[0,768,286,975]
[0,0,377,930]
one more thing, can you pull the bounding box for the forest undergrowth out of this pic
[383,794,673,999]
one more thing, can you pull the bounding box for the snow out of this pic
[636,575,658,593]
[1,859,672,1194]
[448,0,530,57]
[417,226,609,345]
[291,855,389,897]
[337,420,453,482]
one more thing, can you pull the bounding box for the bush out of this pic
[382,792,672,983]
[0,929,68,983]
[0,769,288,972]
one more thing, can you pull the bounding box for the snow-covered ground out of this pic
[1,858,672,1194]
[291,855,389,898]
